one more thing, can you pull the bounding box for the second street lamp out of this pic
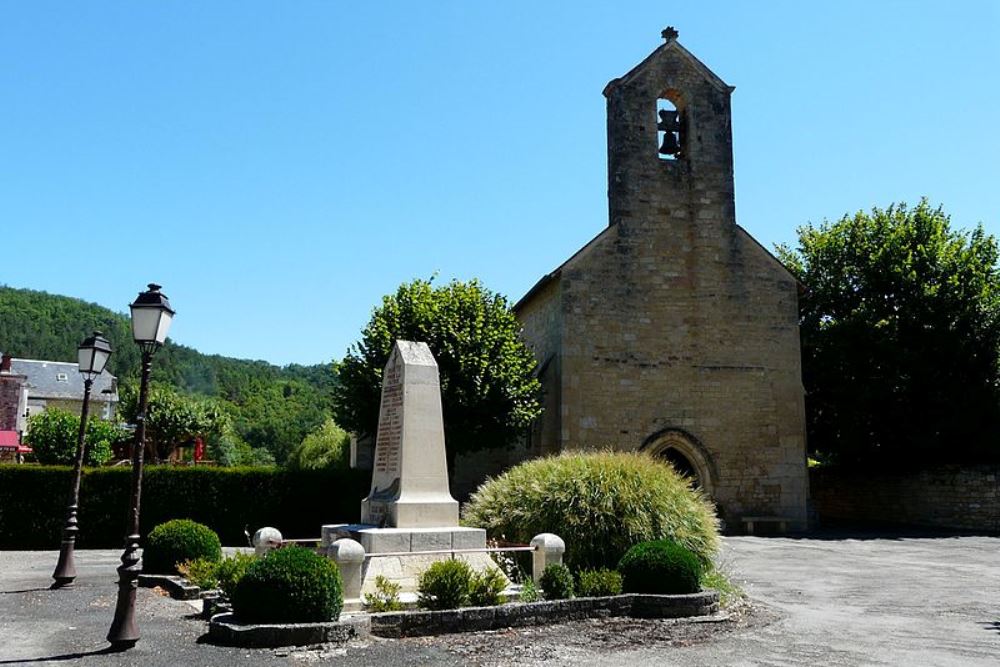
[51,331,113,588]
[107,284,174,649]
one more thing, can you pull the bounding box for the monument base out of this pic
[360,497,460,529]
[322,524,503,597]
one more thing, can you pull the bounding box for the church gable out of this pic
[514,28,809,532]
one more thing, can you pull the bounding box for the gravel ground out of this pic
[1,533,997,666]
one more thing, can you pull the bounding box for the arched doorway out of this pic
[660,447,701,487]
[640,428,716,497]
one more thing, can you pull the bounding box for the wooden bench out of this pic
[740,516,790,535]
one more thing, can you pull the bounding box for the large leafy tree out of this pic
[776,200,1000,466]
[120,383,223,463]
[286,418,351,471]
[333,278,543,470]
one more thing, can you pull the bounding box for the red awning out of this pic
[0,431,20,450]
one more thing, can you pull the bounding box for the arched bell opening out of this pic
[656,89,687,160]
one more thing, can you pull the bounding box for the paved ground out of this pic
[0,534,997,665]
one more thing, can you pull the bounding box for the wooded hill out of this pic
[0,285,336,463]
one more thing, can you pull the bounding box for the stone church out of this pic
[514,29,809,530]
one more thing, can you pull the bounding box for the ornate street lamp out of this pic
[51,331,113,588]
[107,284,174,649]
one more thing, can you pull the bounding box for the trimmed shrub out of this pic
[364,575,403,612]
[576,568,623,597]
[143,519,222,575]
[618,540,703,594]
[417,560,472,610]
[216,552,256,598]
[177,557,220,590]
[464,451,719,570]
[519,578,541,603]
[469,567,507,607]
[232,546,343,623]
[539,563,574,600]
[0,465,370,549]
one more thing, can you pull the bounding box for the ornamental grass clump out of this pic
[464,451,719,570]
[618,540,703,594]
[143,519,222,575]
[231,546,343,624]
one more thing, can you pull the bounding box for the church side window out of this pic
[656,98,683,160]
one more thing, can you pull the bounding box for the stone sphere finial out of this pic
[662,26,679,41]
[252,526,283,556]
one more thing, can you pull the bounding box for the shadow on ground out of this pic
[0,646,125,664]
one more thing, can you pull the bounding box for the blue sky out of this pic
[2,1,998,365]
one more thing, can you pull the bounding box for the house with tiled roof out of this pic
[0,352,119,432]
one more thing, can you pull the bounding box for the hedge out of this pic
[0,465,370,549]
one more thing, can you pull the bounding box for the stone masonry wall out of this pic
[0,374,26,432]
[811,466,1000,533]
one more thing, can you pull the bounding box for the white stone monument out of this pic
[360,340,459,528]
[323,341,496,599]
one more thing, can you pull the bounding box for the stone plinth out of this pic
[322,523,496,596]
[360,341,459,528]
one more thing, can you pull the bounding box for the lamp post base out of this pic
[51,536,78,588]
[106,536,142,648]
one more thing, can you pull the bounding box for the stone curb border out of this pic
[138,573,201,600]
[207,591,719,648]
[208,613,368,648]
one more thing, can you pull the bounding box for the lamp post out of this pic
[51,331,113,588]
[107,284,174,649]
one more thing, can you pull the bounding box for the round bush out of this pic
[464,451,719,570]
[417,559,472,610]
[618,540,703,594]
[539,563,574,600]
[143,519,222,575]
[231,546,343,623]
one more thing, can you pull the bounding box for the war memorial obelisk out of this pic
[323,341,493,595]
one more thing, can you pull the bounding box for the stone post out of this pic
[328,538,366,602]
[530,533,565,584]
[252,527,282,557]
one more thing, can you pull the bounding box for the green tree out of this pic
[120,384,221,463]
[333,278,543,470]
[776,200,1000,466]
[23,408,122,466]
[286,418,351,470]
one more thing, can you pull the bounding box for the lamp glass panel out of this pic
[91,348,111,375]
[78,347,95,373]
[130,306,161,343]
[154,311,173,344]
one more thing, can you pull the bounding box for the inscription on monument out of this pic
[374,362,402,476]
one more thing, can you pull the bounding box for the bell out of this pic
[657,109,680,132]
[659,131,680,155]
